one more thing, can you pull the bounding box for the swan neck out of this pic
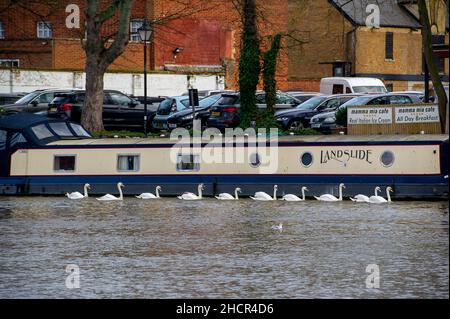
[301,188,305,200]
[156,187,160,198]
[118,184,123,200]
[84,185,89,197]
[375,188,378,197]
[273,187,277,200]
[386,188,391,202]
[235,189,239,199]
[339,185,343,200]
[198,185,202,199]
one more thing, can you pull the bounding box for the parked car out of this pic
[181,89,236,98]
[320,77,387,94]
[152,96,193,131]
[48,90,154,131]
[287,92,322,104]
[0,92,26,105]
[207,91,303,129]
[2,89,78,113]
[310,93,422,134]
[166,94,224,130]
[274,94,360,131]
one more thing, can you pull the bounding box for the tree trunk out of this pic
[82,58,105,132]
[418,0,448,133]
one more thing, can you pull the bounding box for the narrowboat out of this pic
[0,113,448,199]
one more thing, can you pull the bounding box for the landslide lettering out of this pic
[320,149,372,164]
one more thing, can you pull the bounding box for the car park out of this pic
[274,94,360,131]
[48,90,153,131]
[310,93,422,134]
[166,94,224,130]
[2,89,78,113]
[207,91,303,129]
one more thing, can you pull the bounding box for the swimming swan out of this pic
[178,183,204,200]
[215,187,241,200]
[315,183,345,201]
[66,183,90,199]
[97,182,124,201]
[136,186,161,199]
[281,186,308,201]
[369,186,393,203]
[251,185,278,201]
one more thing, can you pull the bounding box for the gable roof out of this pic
[329,0,422,29]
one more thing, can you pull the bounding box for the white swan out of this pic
[66,183,90,199]
[251,185,278,201]
[97,182,124,201]
[281,186,308,201]
[215,187,241,200]
[136,186,161,199]
[315,183,345,201]
[369,186,393,204]
[178,183,204,200]
[271,223,283,231]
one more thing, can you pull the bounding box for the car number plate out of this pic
[49,107,57,112]
[311,124,321,128]
[212,111,221,117]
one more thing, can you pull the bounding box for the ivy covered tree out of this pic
[235,0,261,128]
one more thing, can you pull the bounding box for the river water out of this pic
[0,196,448,299]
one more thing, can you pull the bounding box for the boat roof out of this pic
[48,134,449,146]
[0,112,60,130]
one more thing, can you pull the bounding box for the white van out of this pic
[320,77,387,95]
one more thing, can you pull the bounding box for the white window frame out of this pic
[0,21,5,39]
[130,19,144,42]
[37,21,52,39]
[117,154,140,172]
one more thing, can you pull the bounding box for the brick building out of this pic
[0,0,448,92]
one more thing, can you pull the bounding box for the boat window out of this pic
[117,154,140,172]
[49,122,73,137]
[31,124,54,140]
[0,129,6,150]
[300,152,313,167]
[380,151,395,167]
[54,155,76,172]
[9,133,27,147]
[177,154,200,171]
[70,123,91,137]
[249,153,261,168]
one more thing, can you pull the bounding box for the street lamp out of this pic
[138,19,152,137]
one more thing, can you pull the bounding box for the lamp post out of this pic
[138,19,152,137]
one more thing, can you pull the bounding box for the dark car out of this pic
[48,90,155,131]
[2,89,77,113]
[166,94,224,130]
[310,93,423,134]
[274,94,361,131]
[0,92,26,105]
[207,91,302,129]
[152,96,192,131]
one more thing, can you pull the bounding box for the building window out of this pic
[0,59,19,68]
[385,32,394,60]
[37,21,52,39]
[117,154,140,172]
[130,19,144,42]
[54,155,76,172]
[432,35,446,74]
[177,154,200,171]
[0,21,4,39]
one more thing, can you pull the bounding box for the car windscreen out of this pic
[199,95,221,108]
[216,95,239,106]
[293,95,316,103]
[296,96,328,110]
[14,92,40,104]
[352,86,387,93]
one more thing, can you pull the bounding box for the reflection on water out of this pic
[0,197,448,298]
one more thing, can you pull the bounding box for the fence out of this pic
[347,104,442,135]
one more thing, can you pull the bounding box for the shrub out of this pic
[335,107,347,126]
